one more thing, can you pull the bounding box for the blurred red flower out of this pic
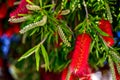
[0,3,8,19]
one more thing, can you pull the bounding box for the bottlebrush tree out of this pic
[8,0,120,80]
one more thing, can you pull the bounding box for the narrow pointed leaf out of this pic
[35,45,40,71]
[92,22,109,36]
[18,46,37,61]
[41,44,49,70]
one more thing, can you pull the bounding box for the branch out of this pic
[83,0,88,19]
[52,0,55,11]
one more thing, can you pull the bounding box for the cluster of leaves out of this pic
[9,0,120,79]
[14,0,73,72]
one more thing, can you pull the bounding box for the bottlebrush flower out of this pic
[69,33,92,77]
[39,68,61,80]
[56,11,63,20]
[0,22,3,37]
[10,0,29,17]
[99,19,114,46]
[5,27,14,38]
[114,65,120,80]
[13,25,20,34]
[7,0,16,7]
[10,23,20,34]
[54,32,62,48]
[0,58,3,67]
[0,3,8,19]
[56,14,63,20]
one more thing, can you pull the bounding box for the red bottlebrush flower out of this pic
[0,3,8,19]
[10,0,29,17]
[61,68,72,80]
[56,11,63,20]
[99,19,114,46]
[0,58,3,67]
[12,24,20,33]
[0,22,3,37]
[69,33,92,77]
[79,65,92,80]
[54,32,62,48]
[56,14,63,20]
[5,27,14,38]
[39,68,61,80]
[80,75,91,80]
[67,50,74,59]
[114,65,120,80]
[7,0,16,7]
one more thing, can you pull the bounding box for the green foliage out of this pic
[11,0,120,79]
[35,44,40,71]
[41,44,50,71]
[18,46,37,61]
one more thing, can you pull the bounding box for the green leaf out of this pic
[41,44,49,70]
[18,46,37,61]
[35,45,40,71]
[29,28,38,36]
[56,60,70,72]
[74,19,86,30]
[91,22,109,36]
[47,16,59,24]
[95,50,99,59]
[34,16,42,22]
[47,32,53,45]
[96,55,106,67]
[26,0,34,5]
[39,0,42,7]
[90,41,95,52]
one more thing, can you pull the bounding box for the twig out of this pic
[83,0,88,19]
[52,0,55,11]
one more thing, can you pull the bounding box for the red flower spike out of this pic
[114,65,120,80]
[61,68,72,80]
[10,0,29,17]
[7,0,16,7]
[56,14,63,20]
[80,75,91,80]
[56,11,63,20]
[0,22,3,37]
[67,50,74,59]
[0,58,3,67]
[69,33,92,77]
[39,68,61,80]
[79,65,92,80]
[5,27,14,38]
[55,35,62,48]
[12,24,20,33]
[0,3,8,19]
[99,19,114,46]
